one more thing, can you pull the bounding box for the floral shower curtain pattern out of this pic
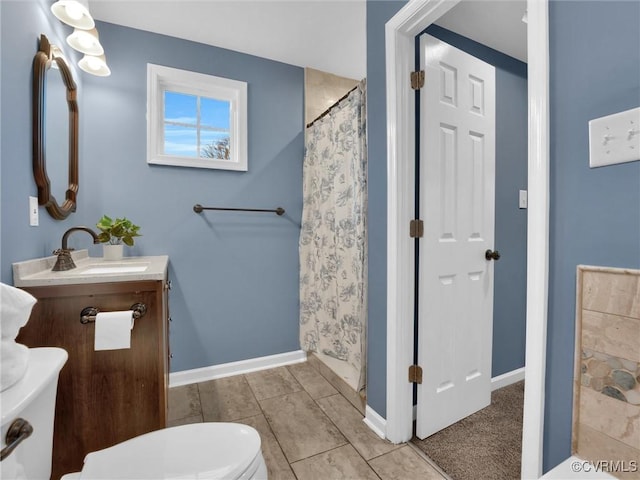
[299,80,367,393]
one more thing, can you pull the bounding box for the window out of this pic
[147,64,248,171]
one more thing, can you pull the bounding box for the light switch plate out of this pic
[519,190,528,209]
[589,107,640,168]
[29,196,39,226]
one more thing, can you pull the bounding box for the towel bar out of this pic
[193,204,285,216]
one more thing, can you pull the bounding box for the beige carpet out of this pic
[411,381,524,480]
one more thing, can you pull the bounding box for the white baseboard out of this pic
[491,367,525,391]
[169,350,307,388]
[363,405,387,440]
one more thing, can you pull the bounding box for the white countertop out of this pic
[13,250,168,287]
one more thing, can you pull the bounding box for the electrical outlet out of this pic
[29,196,39,226]
[519,190,528,209]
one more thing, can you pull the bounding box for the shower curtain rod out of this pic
[306,84,359,129]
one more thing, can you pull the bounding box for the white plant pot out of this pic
[103,244,124,261]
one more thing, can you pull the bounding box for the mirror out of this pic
[33,34,78,220]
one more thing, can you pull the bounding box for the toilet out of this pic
[60,422,268,480]
[1,348,267,480]
[1,347,68,480]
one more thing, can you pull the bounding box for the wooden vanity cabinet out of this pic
[16,280,169,480]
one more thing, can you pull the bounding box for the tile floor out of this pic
[168,361,447,480]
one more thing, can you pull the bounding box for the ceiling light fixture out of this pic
[51,0,111,76]
[78,54,111,77]
[51,0,95,30]
[67,28,104,55]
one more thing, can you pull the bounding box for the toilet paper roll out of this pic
[94,311,134,351]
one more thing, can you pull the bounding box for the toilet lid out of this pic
[79,423,262,479]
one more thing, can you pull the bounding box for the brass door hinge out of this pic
[410,219,424,238]
[411,70,425,90]
[409,365,423,384]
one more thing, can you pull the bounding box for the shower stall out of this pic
[299,71,368,401]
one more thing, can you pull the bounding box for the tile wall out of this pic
[304,68,359,126]
[573,266,640,479]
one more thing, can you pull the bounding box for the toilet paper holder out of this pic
[80,303,147,324]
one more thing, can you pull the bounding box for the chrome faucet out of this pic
[52,226,100,271]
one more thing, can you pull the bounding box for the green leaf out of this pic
[95,214,142,246]
[97,232,110,243]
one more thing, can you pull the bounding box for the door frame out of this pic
[384,1,549,478]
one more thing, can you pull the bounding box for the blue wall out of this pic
[545,0,640,472]
[1,3,304,373]
[1,0,84,277]
[366,0,406,418]
[423,24,528,378]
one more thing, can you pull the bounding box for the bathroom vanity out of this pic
[13,252,170,480]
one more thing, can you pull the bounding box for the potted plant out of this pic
[96,215,141,260]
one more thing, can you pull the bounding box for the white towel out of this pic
[0,282,37,340]
[0,340,30,391]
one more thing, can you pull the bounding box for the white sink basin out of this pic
[72,263,149,275]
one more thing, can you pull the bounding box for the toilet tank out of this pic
[1,347,68,480]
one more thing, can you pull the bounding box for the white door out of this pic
[416,34,497,439]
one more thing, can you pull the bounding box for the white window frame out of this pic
[147,63,248,171]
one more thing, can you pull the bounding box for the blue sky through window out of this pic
[163,91,231,159]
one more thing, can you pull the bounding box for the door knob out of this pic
[485,249,501,261]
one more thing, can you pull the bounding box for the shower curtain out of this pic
[299,79,367,394]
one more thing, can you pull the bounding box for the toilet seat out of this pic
[75,423,264,479]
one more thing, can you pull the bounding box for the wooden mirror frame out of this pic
[33,34,79,220]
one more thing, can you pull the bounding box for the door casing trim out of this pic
[384,1,549,478]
